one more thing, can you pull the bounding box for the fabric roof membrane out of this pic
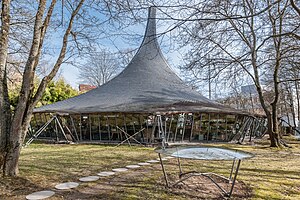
[34,7,244,115]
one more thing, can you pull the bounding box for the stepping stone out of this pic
[126,165,140,169]
[55,182,79,190]
[79,176,99,182]
[157,158,168,161]
[147,160,160,163]
[138,162,151,166]
[112,168,128,172]
[26,190,55,200]
[165,156,174,159]
[97,171,115,176]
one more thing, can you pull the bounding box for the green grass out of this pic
[1,137,300,199]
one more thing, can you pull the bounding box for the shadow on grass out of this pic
[0,176,48,199]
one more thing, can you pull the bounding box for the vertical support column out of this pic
[216,114,220,140]
[174,115,178,142]
[54,116,59,142]
[79,114,82,141]
[146,115,149,143]
[207,113,211,141]
[151,116,157,143]
[89,114,92,141]
[167,115,173,143]
[139,115,144,143]
[181,114,186,142]
[106,115,111,142]
[123,114,127,141]
[198,113,203,141]
[225,115,228,141]
[99,114,102,141]
[189,113,195,142]
[114,114,118,141]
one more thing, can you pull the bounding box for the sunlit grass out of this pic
[0,137,300,199]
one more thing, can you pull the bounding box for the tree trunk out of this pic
[3,113,32,176]
[3,130,22,176]
[271,104,281,147]
[0,0,12,174]
[1,0,84,176]
[265,112,279,147]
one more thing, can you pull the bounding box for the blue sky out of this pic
[58,7,185,89]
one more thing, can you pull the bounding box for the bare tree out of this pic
[0,0,155,177]
[0,0,86,176]
[178,0,300,147]
[78,49,122,86]
[0,0,12,173]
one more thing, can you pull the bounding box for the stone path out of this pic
[26,156,172,199]
[55,182,79,190]
[26,191,55,200]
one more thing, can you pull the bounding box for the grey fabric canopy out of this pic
[34,7,244,115]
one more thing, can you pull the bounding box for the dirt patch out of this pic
[0,177,47,199]
[168,173,252,199]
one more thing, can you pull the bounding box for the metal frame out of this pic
[115,126,145,147]
[158,153,242,198]
[25,115,70,147]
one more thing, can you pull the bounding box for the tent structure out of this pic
[29,7,266,145]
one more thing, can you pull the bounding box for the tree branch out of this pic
[290,0,300,16]
[32,0,85,107]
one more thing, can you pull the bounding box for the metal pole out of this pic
[225,115,228,140]
[177,156,183,176]
[151,116,157,143]
[229,159,236,182]
[70,115,79,141]
[199,113,203,141]
[189,114,195,141]
[25,116,56,147]
[158,153,169,187]
[181,114,186,142]
[167,115,173,142]
[99,115,102,141]
[174,115,178,142]
[79,114,82,141]
[207,113,211,141]
[89,115,92,141]
[228,159,241,198]
[208,64,211,99]
[56,116,69,142]
[107,115,111,142]
[54,116,59,142]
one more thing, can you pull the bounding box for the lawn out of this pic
[1,137,300,199]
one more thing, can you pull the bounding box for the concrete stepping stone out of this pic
[157,158,168,161]
[79,176,99,182]
[138,162,151,166]
[97,171,116,176]
[147,160,160,163]
[55,182,79,190]
[126,165,140,169]
[112,168,128,172]
[26,190,55,200]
